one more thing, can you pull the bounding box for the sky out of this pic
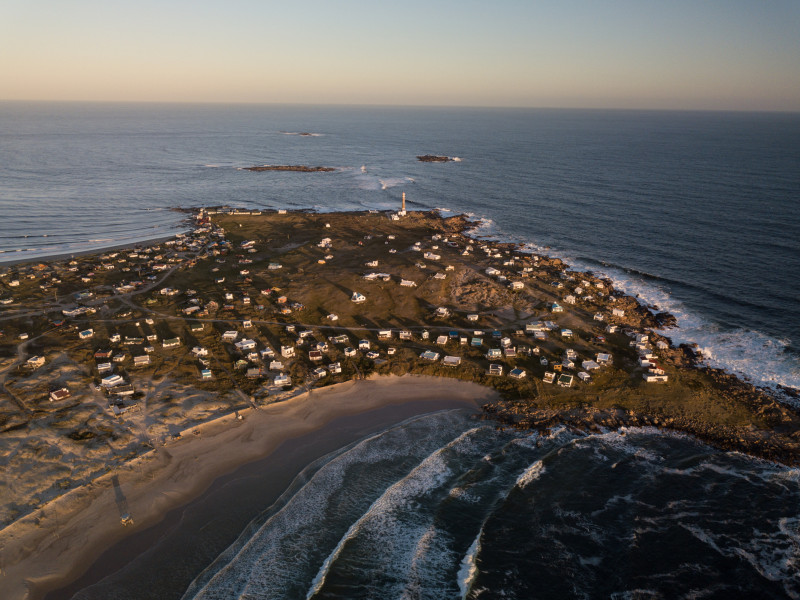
[1,0,799,111]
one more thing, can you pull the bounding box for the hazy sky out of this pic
[2,0,799,110]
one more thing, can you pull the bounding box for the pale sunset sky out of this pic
[1,0,799,111]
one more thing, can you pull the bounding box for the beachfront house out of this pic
[612,308,625,318]
[309,350,323,362]
[79,329,94,339]
[269,360,284,371]
[582,360,600,371]
[487,364,503,376]
[162,338,181,349]
[344,347,357,357]
[222,331,238,342]
[358,339,370,350]
[274,373,290,386]
[557,373,574,388]
[328,362,342,374]
[443,355,461,367]
[509,368,526,380]
[134,355,150,367]
[281,346,295,358]
[436,335,449,346]
[420,350,440,362]
[578,371,592,383]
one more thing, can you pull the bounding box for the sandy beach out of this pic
[0,375,497,600]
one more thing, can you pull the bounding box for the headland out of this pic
[0,207,798,598]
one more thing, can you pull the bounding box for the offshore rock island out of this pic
[242,165,336,172]
[0,207,798,599]
[417,154,456,162]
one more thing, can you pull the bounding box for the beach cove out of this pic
[1,375,495,600]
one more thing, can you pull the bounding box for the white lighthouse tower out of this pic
[399,192,407,216]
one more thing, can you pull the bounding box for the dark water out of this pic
[1,102,798,393]
[167,412,799,599]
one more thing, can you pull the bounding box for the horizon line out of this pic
[1,98,798,115]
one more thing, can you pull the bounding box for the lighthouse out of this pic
[400,192,407,216]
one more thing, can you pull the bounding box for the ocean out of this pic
[3,102,800,597]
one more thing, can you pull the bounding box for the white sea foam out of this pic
[515,460,546,488]
[306,427,487,598]
[379,176,414,191]
[187,412,471,600]
[457,531,481,599]
[470,214,800,399]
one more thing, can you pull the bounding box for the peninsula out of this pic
[0,207,798,599]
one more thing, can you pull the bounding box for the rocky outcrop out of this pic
[243,165,335,172]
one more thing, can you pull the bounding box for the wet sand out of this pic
[0,375,497,600]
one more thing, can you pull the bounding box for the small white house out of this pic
[281,346,295,358]
[235,339,257,351]
[101,374,124,388]
[351,292,366,303]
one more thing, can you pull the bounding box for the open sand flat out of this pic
[0,375,497,600]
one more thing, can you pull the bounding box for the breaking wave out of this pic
[181,415,800,600]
